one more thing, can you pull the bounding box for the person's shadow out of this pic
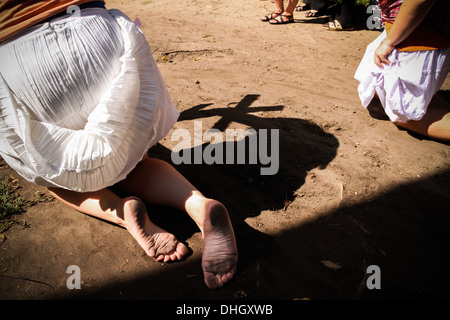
[146,94,339,271]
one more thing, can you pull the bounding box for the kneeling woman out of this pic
[355,0,450,141]
[0,1,238,289]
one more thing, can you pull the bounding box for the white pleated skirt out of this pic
[354,30,450,123]
[0,8,179,192]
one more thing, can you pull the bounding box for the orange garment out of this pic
[0,0,105,43]
[385,22,450,52]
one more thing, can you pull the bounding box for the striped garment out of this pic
[378,0,402,24]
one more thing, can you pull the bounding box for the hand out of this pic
[374,39,396,68]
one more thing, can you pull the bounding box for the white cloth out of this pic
[354,30,450,123]
[0,8,179,192]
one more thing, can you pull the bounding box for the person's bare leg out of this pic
[117,156,238,289]
[268,0,298,23]
[261,0,284,20]
[394,99,450,141]
[285,0,300,15]
[274,0,285,14]
[47,187,188,262]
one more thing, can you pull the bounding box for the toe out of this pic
[178,242,189,256]
[216,275,225,288]
[204,272,234,289]
[169,254,177,262]
[204,272,219,289]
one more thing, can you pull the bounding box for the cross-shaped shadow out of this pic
[147,94,340,268]
[178,94,283,131]
[62,94,450,299]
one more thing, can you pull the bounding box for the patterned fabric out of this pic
[377,0,402,24]
[0,0,105,43]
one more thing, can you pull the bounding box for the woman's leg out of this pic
[394,101,450,141]
[48,187,189,262]
[273,0,285,14]
[261,0,284,21]
[49,155,238,289]
[285,0,300,15]
[269,0,299,23]
[117,156,238,289]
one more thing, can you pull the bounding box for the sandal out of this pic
[304,10,320,18]
[295,3,310,11]
[269,14,294,24]
[323,19,355,31]
[261,12,282,22]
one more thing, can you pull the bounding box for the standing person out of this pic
[354,0,450,141]
[261,0,299,24]
[0,0,238,289]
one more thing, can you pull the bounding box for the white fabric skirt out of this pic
[0,8,179,192]
[354,30,450,123]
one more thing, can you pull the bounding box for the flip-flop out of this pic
[295,4,310,11]
[261,12,282,22]
[322,20,337,30]
[323,19,355,31]
[305,10,320,18]
[269,14,294,24]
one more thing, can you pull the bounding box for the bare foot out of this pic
[201,200,238,289]
[123,197,189,262]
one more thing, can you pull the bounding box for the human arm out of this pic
[374,0,437,67]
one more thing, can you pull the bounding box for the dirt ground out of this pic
[1,0,450,302]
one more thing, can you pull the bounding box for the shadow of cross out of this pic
[178,94,284,131]
[171,91,340,216]
[148,94,339,276]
